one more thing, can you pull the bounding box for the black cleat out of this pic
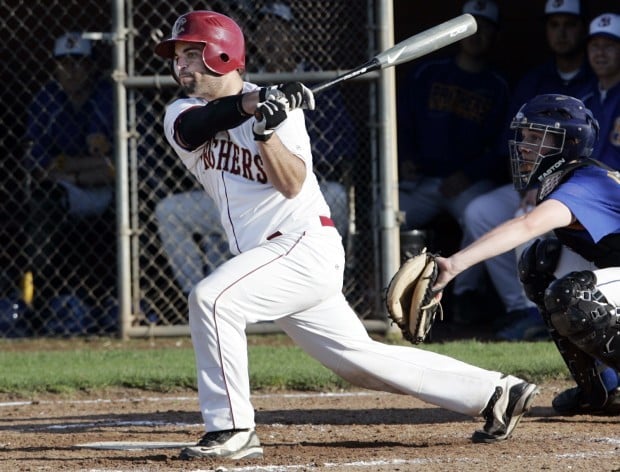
[472,376,539,443]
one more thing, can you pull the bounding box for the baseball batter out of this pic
[155,11,538,460]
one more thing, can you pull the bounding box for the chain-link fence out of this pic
[1,0,392,338]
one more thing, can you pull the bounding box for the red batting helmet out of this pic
[154,10,245,75]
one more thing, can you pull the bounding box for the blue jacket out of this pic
[397,57,510,181]
[24,78,113,170]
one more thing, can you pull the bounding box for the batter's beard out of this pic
[181,82,196,95]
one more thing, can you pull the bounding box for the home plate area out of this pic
[1,382,619,471]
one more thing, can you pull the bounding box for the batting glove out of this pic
[278,82,315,110]
[253,99,288,141]
[259,86,289,107]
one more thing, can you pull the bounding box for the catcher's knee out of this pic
[545,271,620,370]
[518,237,561,307]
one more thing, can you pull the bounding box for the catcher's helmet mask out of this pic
[508,94,599,192]
[155,10,246,76]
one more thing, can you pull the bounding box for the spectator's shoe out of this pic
[472,376,539,443]
[180,429,263,460]
[552,386,620,415]
[496,308,548,341]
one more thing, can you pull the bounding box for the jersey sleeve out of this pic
[273,109,313,170]
[163,98,208,175]
[548,167,620,243]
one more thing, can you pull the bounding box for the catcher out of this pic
[428,94,620,415]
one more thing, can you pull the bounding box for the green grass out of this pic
[0,336,569,396]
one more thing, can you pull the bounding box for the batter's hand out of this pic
[277,82,315,110]
[259,86,288,107]
[253,99,288,141]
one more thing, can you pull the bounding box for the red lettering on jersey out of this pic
[241,148,253,180]
[217,140,233,171]
[254,154,267,183]
[201,140,216,169]
[200,135,268,184]
[230,143,241,175]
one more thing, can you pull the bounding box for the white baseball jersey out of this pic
[161,81,519,439]
[163,81,331,255]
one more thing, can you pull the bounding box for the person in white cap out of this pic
[22,32,115,332]
[451,0,596,337]
[583,11,620,171]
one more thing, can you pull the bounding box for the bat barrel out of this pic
[308,14,477,95]
[376,14,477,68]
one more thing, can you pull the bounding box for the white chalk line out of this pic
[0,391,380,433]
[0,390,377,408]
[77,447,620,472]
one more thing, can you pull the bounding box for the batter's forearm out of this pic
[175,93,255,149]
[258,134,306,199]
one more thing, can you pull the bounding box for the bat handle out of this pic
[311,59,381,95]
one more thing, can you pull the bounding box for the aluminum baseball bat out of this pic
[311,13,478,94]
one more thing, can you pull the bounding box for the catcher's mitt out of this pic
[386,248,442,344]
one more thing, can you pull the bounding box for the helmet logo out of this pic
[539,157,566,181]
[172,16,188,37]
[551,0,564,8]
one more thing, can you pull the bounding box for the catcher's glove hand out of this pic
[386,248,442,344]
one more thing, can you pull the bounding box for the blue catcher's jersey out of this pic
[548,165,620,266]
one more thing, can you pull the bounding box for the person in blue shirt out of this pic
[24,32,114,330]
[433,93,620,416]
[397,0,509,236]
[453,0,596,338]
[582,13,620,171]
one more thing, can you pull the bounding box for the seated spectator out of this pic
[582,13,620,171]
[452,0,596,339]
[23,32,115,334]
[155,2,357,296]
[397,0,509,249]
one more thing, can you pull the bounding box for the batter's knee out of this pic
[545,271,620,370]
[188,280,216,321]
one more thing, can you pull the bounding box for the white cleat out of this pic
[179,428,263,460]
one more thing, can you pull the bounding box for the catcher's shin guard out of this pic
[545,271,620,371]
[542,270,620,410]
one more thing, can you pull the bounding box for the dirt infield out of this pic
[2,380,620,471]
